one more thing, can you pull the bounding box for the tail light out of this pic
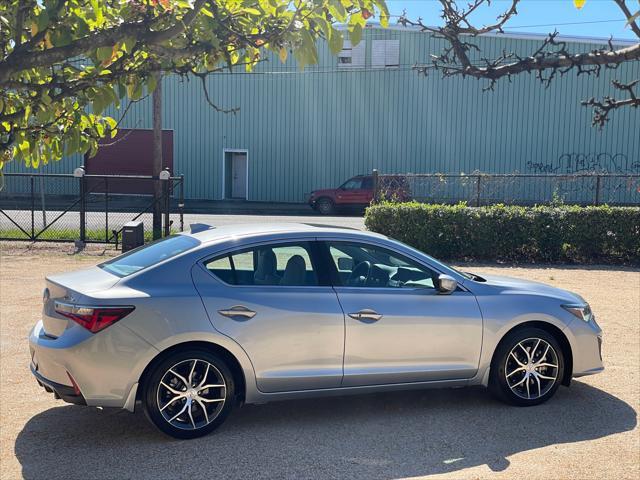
[54,302,134,333]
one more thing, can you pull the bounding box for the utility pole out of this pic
[152,74,163,240]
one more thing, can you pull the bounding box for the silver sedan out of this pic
[29,223,604,439]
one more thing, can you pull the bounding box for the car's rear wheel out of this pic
[316,197,335,215]
[143,349,235,439]
[489,327,564,406]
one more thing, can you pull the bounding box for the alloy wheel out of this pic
[156,359,227,430]
[504,337,559,400]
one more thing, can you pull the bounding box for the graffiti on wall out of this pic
[526,153,640,174]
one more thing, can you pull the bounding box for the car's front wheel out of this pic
[316,197,335,215]
[143,349,235,439]
[489,327,565,406]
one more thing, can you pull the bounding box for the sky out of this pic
[386,0,638,41]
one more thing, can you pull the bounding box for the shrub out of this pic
[364,202,640,265]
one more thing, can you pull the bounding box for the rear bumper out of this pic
[31,364,86,405]
[28,320,158,408]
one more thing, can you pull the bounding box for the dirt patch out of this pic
[1,243,639,479]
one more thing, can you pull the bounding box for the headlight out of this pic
[562,303,592,322]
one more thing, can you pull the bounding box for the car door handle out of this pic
[218,306,256,319]
[348,309,383,322]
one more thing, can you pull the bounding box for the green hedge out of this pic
[364,202,640,265]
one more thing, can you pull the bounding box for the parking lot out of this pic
[1,240,638,480]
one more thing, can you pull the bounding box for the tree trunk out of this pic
[152,74,163,240]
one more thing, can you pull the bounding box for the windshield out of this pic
[100,235,200,277]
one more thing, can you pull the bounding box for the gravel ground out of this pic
[1,242,639,480]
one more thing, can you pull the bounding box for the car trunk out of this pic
[42,267,121,338]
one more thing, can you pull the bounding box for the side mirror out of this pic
[436,274,458,295]
[337,257,354,271]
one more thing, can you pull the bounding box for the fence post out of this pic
[74,166,86,243]
[179,174,184,232]
[594,175,601,206]
[30,176,35,239]
[104,177,109,243]
[372,169,379,204]
[476,175,482,207]
[161,168,170,237]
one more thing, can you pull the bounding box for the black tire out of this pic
[489,327,564,406]
[316,197,335,215]
[143,349,235,439]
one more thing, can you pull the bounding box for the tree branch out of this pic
[401,0,640,126]
[582,79,640,127]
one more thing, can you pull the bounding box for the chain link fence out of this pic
[0,172,184,244]
[373,172,640,206]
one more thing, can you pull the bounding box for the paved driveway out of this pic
[1,245,638,479]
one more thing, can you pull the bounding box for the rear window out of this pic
[100,235,200,277]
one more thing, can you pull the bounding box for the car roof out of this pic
[184,222,384,244]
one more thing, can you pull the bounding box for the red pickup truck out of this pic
[308,175,410,214]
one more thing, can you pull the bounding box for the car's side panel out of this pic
[192,264,346,393]
[335,287,483,385]
[464,287,601,386]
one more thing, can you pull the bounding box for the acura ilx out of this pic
[29,223,604,438]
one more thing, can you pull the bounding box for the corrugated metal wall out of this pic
[5,27,639,202]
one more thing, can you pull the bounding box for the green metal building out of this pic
[5,25,640,203]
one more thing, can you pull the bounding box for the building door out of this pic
[232,154,247,198]
[224,150,248,200]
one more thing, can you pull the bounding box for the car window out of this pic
[361,177,373,189]
[328,242,436,289]
[205,242,318,286]
[341,178,362,190]
[100,235,200,277]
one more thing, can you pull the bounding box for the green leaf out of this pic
[51,27,72,47]
[146,74,158,94]
[90,0,104,25]
[126,79,143,101]
[299,30,319,68]
[121,37,136,54]
[378,1,391,28]
[329,0,347,22]
[329,29,344,55]
[105,117,117,129]
[350,23,363,46]
[36,11,50,32]
[96,46,113,62]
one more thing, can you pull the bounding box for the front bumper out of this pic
[566,315,605,378]
[31,364,86,405]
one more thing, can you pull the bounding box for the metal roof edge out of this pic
[335,22,637,47]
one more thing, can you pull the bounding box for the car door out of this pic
[335,177,368,205]
[323,241,482,387]
[192,240,345,393]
